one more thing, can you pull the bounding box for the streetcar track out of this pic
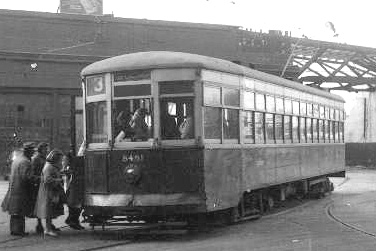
[0,184,349,250]
[0,199,316,250]
[75,240,132,251]
[0,236,23,245]
[0,225,77,248]
[325,201,376,238]
[0,224,189,250]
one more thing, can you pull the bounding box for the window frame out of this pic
[292,116,299,143]
[158,81,196,145]
[112,78,154,148]
[254,112,265,144]
[265,113,275,144]
[203,82,240,144]
[284,115,292,144]
[275,114,283,144]
[85,74,112,149]
[243,110,255,144]
[300,117,306,143]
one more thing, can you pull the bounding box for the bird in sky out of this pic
[326,21,339,37]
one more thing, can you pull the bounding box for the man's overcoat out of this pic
[1,154,33,216]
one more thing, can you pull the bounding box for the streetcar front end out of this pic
[81,61,207,223]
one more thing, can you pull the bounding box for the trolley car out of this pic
[80,51,345,224]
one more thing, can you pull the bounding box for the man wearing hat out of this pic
[1,142,35,236]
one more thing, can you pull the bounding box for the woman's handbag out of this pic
[51,185,67,205]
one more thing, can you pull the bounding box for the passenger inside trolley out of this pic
[160,101,180,139]
[115,111,133,141]
[159,98,194,140]
[179,103,193,139]
[114,99,152,142]
[129,108,149,141]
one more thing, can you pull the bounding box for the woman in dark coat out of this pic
[34,149,65,237]
[1,142,35,236]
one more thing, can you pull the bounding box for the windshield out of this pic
[86,101,108,143]
[160,98,194,140]
[114,98,153,142]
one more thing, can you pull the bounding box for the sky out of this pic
[0,0,375,48]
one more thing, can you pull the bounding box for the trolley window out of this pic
[325,120,330,141]
[244,111,254,143]
[223,88,240,107]
[292,101,299,115]
[313,104,319,118]
[159,81,195,141]
[266,96,275,112]
[292,116,299,142]
[275,114,283,143]
[204,83,240,143]
[284,115,291,143]
[204,107,221,140]
[300,102,307,116]
[330,108,335,120]
[223,108,239,140]
[255,112,265,144]
[319,106,325,118]
[265,113,274,143]
[285,99,292,114]
[87,101,108,143]
[300,117,306,143]
[335,110,340,121]
[332,121,336,141]
[339,122,344,142]
[255,94,265,111]
[306,118,312,142]
[276,97,284,113]
[307,104,313,117]
[244,91,254,110]
[114,98,153,143]
[160,98,194,140]
[204,86,221,105]
[319,120,325,142]
[312,119,318,142]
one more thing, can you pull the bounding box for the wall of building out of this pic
[345,92,376,143]
[345,96,366,143]
[344,91,376,166]
[0,9,293,73]
[0,52,93,175]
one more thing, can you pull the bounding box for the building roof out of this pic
[81,51,345,102]
[0,9,239,30]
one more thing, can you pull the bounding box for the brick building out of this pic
[0,9,294,174]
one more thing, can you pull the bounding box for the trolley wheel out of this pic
[228,206,241,224]
[187,213,207,228]
[263,195,274,211]
[143,216,160,224]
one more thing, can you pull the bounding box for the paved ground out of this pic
[0,168,376,250]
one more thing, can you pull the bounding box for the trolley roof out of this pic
[81,51,345,102]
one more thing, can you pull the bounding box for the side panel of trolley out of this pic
[203,144,345,212]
